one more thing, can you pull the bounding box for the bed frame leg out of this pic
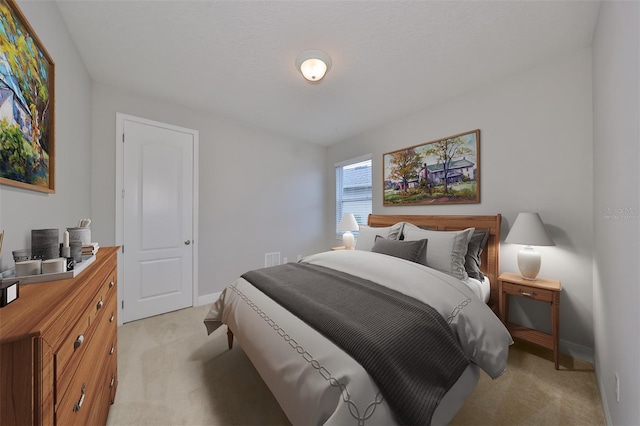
[227,327,234,350]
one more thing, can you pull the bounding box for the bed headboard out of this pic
[367,214,501,310]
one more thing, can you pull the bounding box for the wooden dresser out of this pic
[0,246,119,425]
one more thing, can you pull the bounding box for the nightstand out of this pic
[498,272,562,369]
[331,246,354,250]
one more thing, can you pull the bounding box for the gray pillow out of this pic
[355,222,404,251]
[402,227,475,280]
[465,230,489,281]
[371,236,427,264]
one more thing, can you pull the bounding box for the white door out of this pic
[120,115,197,323]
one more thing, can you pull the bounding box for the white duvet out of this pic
[204,250,512,425]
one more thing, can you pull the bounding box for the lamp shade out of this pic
[504,213,555,247]
[337,213,359,232]
[337,213,359,250]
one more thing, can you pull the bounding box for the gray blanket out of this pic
[242,262,470,425]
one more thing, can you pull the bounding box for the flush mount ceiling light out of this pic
[295,50,332,82]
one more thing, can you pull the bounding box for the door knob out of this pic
[184,240,191,245]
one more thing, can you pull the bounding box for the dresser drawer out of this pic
[56,341,101,425]
[86,332,117,426]
[56,290,117,405]
[56,294,117,425]
[102,296,118,365]
[501,281,553,302]
[55,307,93,398]
[89,293,117,364]
[90,267,117,325]
[105,326,118,404]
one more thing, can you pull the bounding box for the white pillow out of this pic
[403,227,475,281]
[355,223,403,251]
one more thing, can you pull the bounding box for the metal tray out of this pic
[0,255,96,285]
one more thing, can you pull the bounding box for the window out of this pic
[335,155,372,237]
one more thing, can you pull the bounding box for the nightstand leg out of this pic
[552,296,560,369]
[499,281,508,323]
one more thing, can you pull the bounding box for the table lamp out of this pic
[337,213,359,249]
[504,212,555,280]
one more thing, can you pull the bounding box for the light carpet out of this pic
[106,305,604,426]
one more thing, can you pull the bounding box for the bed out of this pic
[204,214,512,425]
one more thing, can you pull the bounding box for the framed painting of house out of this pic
[383,130,480,206]
[0,0,55,193]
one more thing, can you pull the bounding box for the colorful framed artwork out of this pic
[383,130,480,205]
[0,0,55,193]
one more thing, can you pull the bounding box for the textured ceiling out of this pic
[55,0,600,146]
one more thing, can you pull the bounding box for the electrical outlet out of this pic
[615,373,620,402]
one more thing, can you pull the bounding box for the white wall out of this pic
[90,82,327,300]
[327,49,595,359]
[592,1,640,424]
[0,1,92,272]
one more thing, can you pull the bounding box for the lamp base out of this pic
[342,231,355,250]
[517,246,541,280]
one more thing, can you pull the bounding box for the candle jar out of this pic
[31,229,59,260]
[67,227,91,246]
[70,242,83,263]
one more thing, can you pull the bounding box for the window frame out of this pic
[335,154,373,239]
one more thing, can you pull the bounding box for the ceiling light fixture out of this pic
[295,50,332,82]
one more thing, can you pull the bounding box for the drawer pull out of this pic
[109,281,114,289]
[73,384,86,412]
[74,334,85,350]
[110,312,115,323]
[110,373,115,388]
[96,298,103,310]
[109,343,115,355]
[519,289,537,297]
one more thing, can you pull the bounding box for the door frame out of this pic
[115,112,199,325]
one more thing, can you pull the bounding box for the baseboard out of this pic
[198,292,220,306]
[560,339,594,364]
[594,355,613,426]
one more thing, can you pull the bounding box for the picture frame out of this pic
[0,0,55,193]
[383,130,480,206]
